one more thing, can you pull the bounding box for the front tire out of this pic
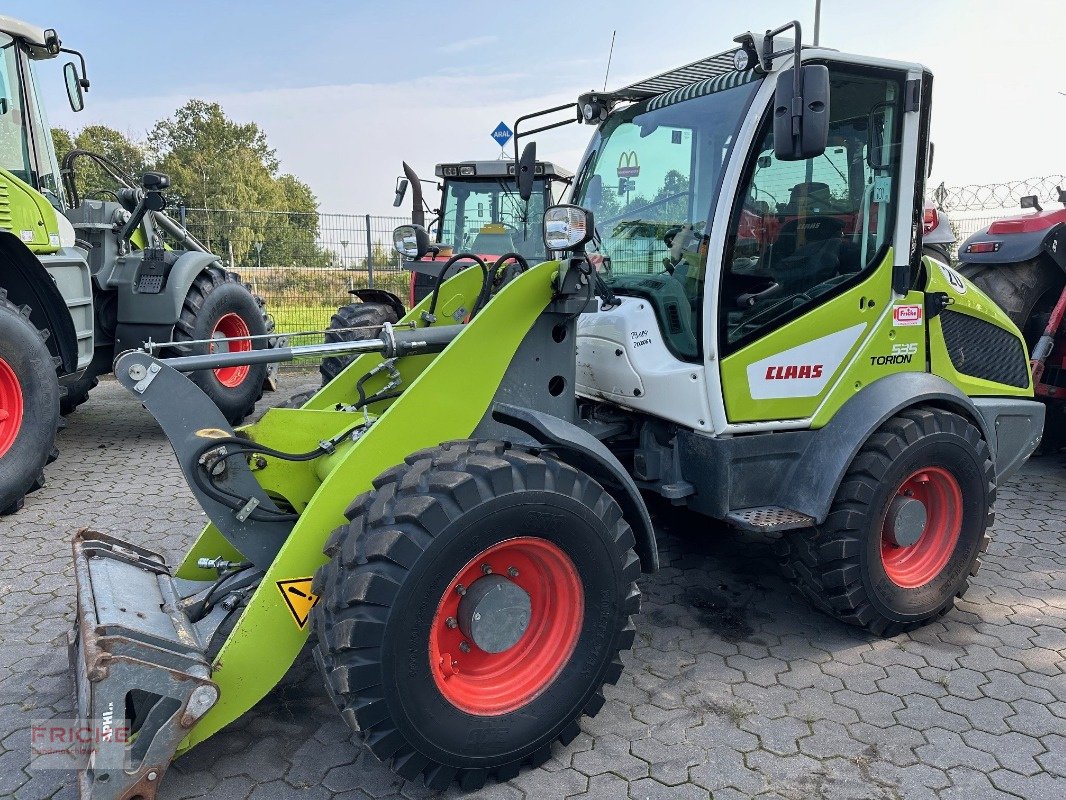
[312,440,641,789]
[320,302,399,386]
[778,408,994,636]
[171,266,269,425]
[0,293,60,515]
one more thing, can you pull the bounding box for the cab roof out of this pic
[0,15,60,60]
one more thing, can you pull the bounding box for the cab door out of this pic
[714,63,925,425]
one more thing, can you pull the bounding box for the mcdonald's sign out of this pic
[617,151,640,178]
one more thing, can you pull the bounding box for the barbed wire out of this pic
[927,175,1066,212]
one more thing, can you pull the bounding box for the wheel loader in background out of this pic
[0,15,276,515]
[68,21,1044,798]
[316,158,572,387]
[958,189,1066,448]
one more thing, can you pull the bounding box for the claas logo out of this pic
[764,364,824,380]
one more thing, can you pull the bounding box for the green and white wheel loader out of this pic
[68,21,1043,798]
[0,16,276,515]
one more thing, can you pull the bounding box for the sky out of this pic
[12,0,1066,216]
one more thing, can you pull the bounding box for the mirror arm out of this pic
[60,48,89,88]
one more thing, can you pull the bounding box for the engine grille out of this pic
[940,309,1029,388]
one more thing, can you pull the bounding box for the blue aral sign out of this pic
[491,121,513,147]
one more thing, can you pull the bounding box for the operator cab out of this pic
[560,28,925,432]
[0,16,87,212]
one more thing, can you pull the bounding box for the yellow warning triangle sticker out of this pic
[276,578,320,629]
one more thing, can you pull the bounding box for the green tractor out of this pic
[69,22,1042,798]
[0,15,276,514]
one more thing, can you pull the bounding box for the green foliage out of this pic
[51,124,150,202]
[364,242,399,270]
[52,99,332,269]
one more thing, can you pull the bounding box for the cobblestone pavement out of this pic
[2,376,1064,800]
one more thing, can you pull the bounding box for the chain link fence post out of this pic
[365,213,374,289]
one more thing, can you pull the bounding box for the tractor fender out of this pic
[785,372,993,525]
[115,250,221,325]
[0,230,79,374]
[348,287,406,319]
[958,220,1066,273]
[491,402,659,573]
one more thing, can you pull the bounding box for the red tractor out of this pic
[958,190,1066,445]
[317,159,572,386]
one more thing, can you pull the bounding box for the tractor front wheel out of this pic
[778,408,994,636]
[0,292,60,515]
[311,440,640,790]
[171,267,269,425]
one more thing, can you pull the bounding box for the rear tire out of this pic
[959,257,1063,348]
[922,243,952,265]
[312,440,640,789]
[320,302,398,386]
[170,266,268,425]
[59,346,113,415]
[777,408,994,636]
[0,293,60,515]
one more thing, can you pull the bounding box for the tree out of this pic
[148,100,329,268]
[50,124,149,202]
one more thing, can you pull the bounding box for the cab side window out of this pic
[721,68,904,349]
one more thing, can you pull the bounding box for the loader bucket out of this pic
[70,530,219,800]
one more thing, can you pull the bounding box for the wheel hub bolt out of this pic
[445,617,458,629]
[508,566,519,577]
[455,584,466,596]
[459,641,471,653]
[481,563,493,575]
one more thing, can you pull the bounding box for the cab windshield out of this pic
[572,72,762,360]
[438,177,549,261]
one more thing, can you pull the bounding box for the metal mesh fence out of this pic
[181,174,1062,352]
[176,208,410,337]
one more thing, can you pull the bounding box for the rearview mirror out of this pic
[517,141,537,202]
[64,62,84,112]
[773,64,829,161]
[393,224,431,260]
[867,103,891,170]
[393,178,408,207]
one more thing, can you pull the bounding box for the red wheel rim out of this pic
[880,466,963,588]
[210,313,252,388]
[429,536,584,715]
[0,357,23,457]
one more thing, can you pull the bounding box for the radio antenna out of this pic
[602,31,616,91]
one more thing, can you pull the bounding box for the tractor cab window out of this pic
[721,67,904,350]
[438,178,548,262]
[574,72,761,361]
[25,60,65,208]
[0,34,32,185]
